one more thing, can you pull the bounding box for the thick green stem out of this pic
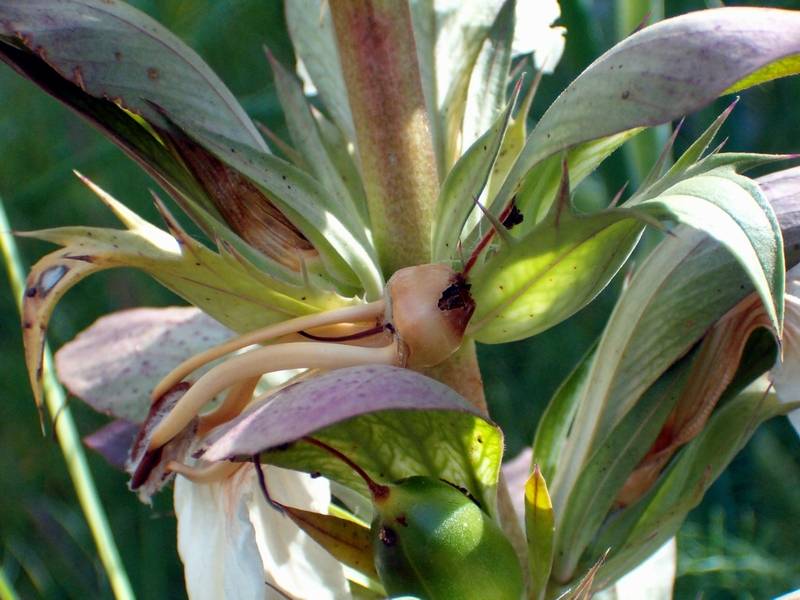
[330,0,440,273]
[0,200,135,600]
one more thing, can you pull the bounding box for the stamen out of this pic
[148,341,400,451]
[166,459,242,483]
[151,300,385,400]
[299,323,385,342]
[197,376,260,435]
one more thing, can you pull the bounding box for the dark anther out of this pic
[379,525,397,546]
[502,205,524,230]
[438,273,473,312]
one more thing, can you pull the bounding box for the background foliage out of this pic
[0,1,798,598]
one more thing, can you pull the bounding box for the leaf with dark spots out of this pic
[83,419,139,471]
[0,35,307,287]
[493,7,800,225]
[0,33,214,215]
[161,125,317,272]
[56,307,233,423]
[22,250,104,415]
[0,0,266,152]
[203,365,504,512]
[153,111,384,297]
[17,177,356,417]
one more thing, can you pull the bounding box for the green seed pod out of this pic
[371,476,523,600]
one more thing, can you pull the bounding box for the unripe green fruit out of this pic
[371,476,523,600]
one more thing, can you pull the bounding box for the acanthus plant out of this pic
[2,0,800,598]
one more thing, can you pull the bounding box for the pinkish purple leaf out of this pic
[56,307,233,423]
[0,0,265,152]
[202,365,504,512]
[83,419,138,471]
[496,7,800,215]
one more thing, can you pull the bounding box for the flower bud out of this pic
[372,476,523,600]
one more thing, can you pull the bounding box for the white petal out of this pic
[175,465,350,600]
[248,466,350,600]
[174,469,268,600]
[595,537,676,600]
[513,0,566,73]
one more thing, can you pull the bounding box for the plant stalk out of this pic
[329,0,440,272]
[0,567,20,600]
[0,199,135,600]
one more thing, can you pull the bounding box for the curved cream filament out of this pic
[151,300,385,400]
[148,340,400,450]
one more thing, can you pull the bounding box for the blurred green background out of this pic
[1,1,799,598]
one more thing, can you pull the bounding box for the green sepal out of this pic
[525,466,556,600]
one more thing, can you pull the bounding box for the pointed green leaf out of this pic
[0,0,266,151]
[493,7,800,227]
[548,227,750,511]
[635,165,784,332]
[548,169,800,526]
[433,87,518,262]
[468,209,643,344]
[461,0,514,150]
[525,466,555,600]
[590,377,798,590]
[0,34,306,287]
[514,130,641,230]
[655,101,737,187]
[268,51,365,227]
[284,0,355,142]
[312,108,370,224]
[532,342,597,484]
[162,120,384,298]
[204,365,504,514]
[482,80,534,209]
[18,183,353,410]
[552,351,693,582]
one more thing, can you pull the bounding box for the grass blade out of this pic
[0,198,135,600]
